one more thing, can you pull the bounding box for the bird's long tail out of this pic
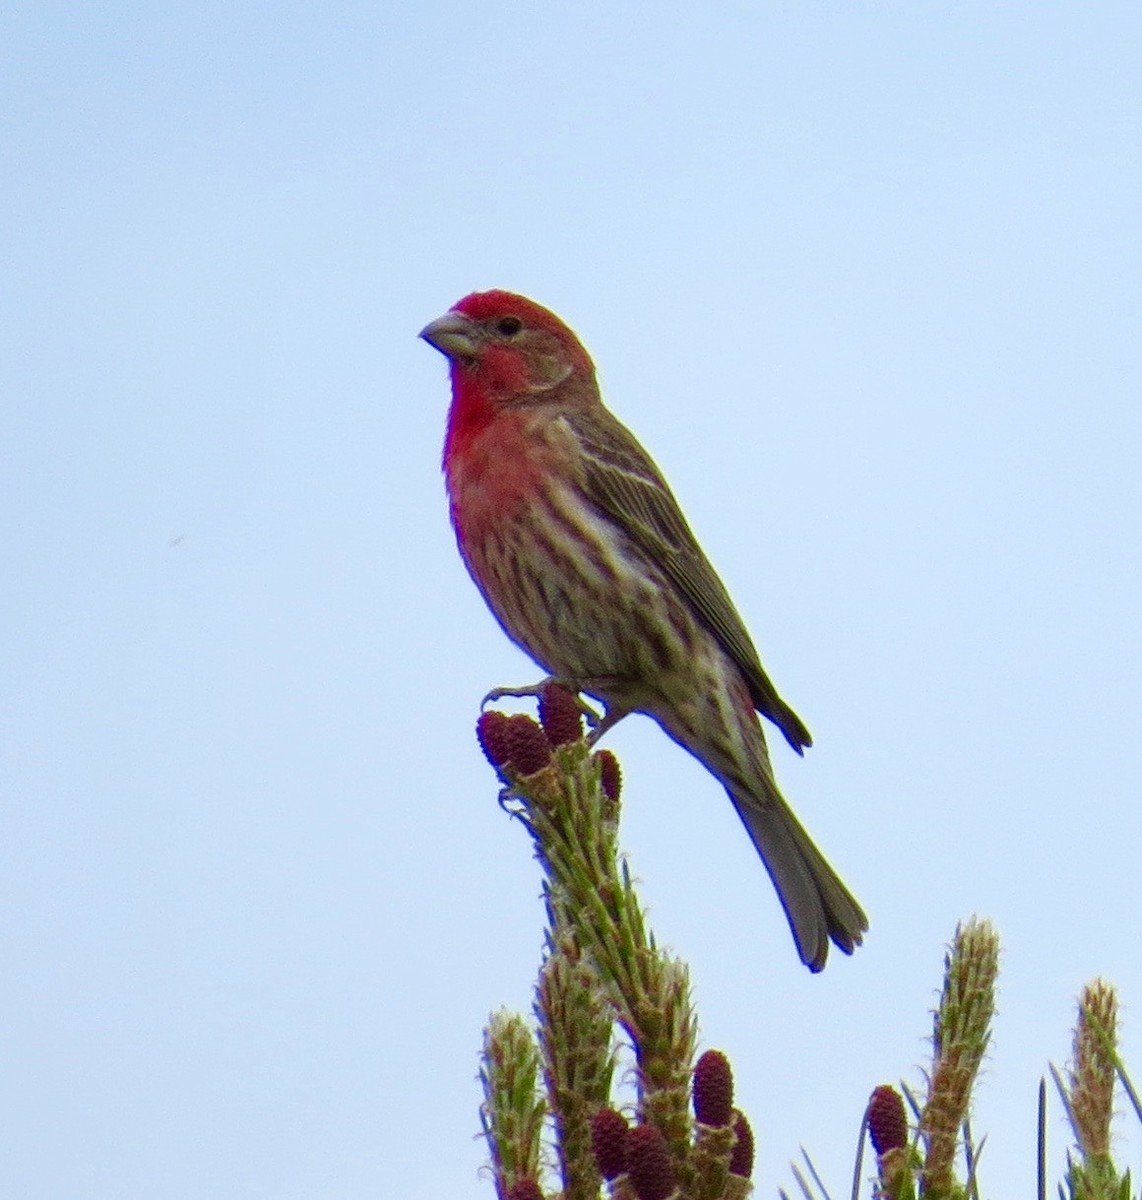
[725,778,867,972]
[652,682,867,971]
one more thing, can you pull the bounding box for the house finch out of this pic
[420,290,867,970]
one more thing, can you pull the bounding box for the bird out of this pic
[420,289,867,970]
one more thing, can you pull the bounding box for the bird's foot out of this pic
[481,678,605,731]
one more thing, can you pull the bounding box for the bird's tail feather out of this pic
[727,781,867,972]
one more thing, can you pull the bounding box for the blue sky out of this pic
[3,3,1141,1196]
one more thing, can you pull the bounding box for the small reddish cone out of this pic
[538,682,584,747]
[693,1050,734,1127]
[867,1085,908,1155]
[729,1112,755,1179]
[594,749,622,802]
[476,710,514,768]
[503,714,552,775]
[625,1124,675,1200]
[422,290,868,971]
[590,1107,630,1181]
[475,710,552,776]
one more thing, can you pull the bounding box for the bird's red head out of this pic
[420,290,596,404]
[422,290,600,465]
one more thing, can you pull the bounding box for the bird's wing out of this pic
[569,408,812,751]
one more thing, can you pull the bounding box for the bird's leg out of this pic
[583,701,632,747]
[481,678,605,730]
[563,675,636,746]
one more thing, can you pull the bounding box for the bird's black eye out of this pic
[495,316,522,337]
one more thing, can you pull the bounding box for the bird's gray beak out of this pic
[419,310,480,361]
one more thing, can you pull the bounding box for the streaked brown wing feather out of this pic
[569,408,813,751]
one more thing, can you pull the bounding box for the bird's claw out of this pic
[480,682,545,708]
[496,784,518,813]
